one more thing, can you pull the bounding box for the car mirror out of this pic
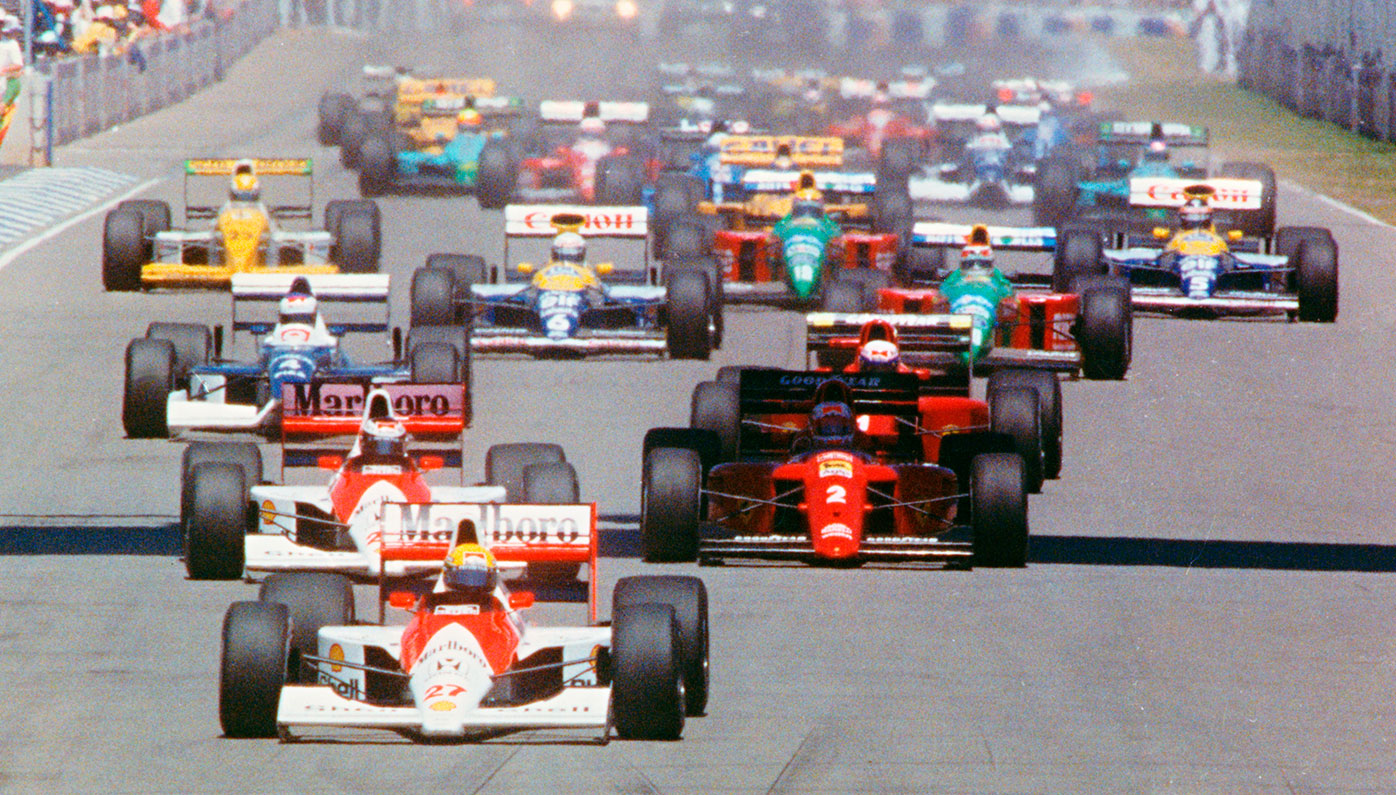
[388,592,416,609]
[418,455,445,471]
[517,262,535,274]
[508,591,535,610]
[317,455,343,470]
[1227,229,1243,241]
[595,262,614,276]
[1152,227,1170,239]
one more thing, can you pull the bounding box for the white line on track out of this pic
[0,176,163,273]
[1280,179,1396,230]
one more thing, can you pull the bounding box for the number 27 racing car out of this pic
[218,508,711,742]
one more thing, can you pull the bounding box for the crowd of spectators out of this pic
[0,0,232,71]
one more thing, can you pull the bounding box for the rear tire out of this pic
[357,134,394,197]
[485,443,566,502]
[123,338,174,438]
[690,380,739,461]
[1218,161,1277,238]
[145,322,211,383]
[971,453,1029,568]
[410,266,457,327]
[1076,278,1132,379]
[409,341,459,383]
[185,462,248,581]
[640,447,702,563]
[666,269,712,360]
[334,210,378,273]
[523,462,583,580]
[1052,227,1102,293]
[611,603,685,740]
[1295,237,1339,322]
[475,140,516,209]
[258,572,354,683]
[219,601,288,739]
[988,370,1062,480]
[613,575,709,716]
[988,386,1043,494]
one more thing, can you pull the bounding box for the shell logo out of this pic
[259,500,275,525]
[328,644,344,673]
[429,701,458,712]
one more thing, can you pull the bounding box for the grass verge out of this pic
[1096,37,1396,223]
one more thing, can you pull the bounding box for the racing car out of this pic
[356,94,526,196]
[408,205,719,358]
[824,222,1133,380]
[1033,121,1278,237]
[181,388,578,581]
[638,369,1031,567]
[474,101,655,209]
[217,490,710,741]
[1057,182,1338,322]
[121,273,466,438]
[825,77,936,160]
[101,158,381,291]
[323,70,498,168]
[898,104,1042,209]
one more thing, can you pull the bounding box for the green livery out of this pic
[772,211,842,300]
[938,267,1016,364]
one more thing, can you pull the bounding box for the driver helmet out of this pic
[442,543,499,598]
[1143,139,1169,162]
[976,113,1002,133]
[551,231,586,265]
[358,416,407,462]
[579,116,606,137]
[1179,197,1212,230]
[457,108,483,128]
[809,401,856,446]
[230,164,260,202]
[960,243,994,273]
[791,196,823,220]
[857,339,900,372]
[772,142,796,171]
[278,293,318,328]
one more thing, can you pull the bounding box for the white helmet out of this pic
[552,231,586,265]
[279,293,318,327]
[976,113,1002,133]
[579,116,605,136]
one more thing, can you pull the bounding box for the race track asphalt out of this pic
[1,22,1394,795]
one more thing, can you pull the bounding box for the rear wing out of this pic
[736,368,925,459]
[739,169,877,196]
[1128,178,1262,210]
[912,222,1056,251]
[503,204,648,237]
[379,502,600,621]
[183,157,314,221]
[718,135,843,167]
[396,76,496,100]
[1097,121,1208,147]
[280,382,470,437]
[930,103,1040,127]
[537,100,650,124]
[229,273,391,335]
[804,313,976,392]
[282,443,463,470]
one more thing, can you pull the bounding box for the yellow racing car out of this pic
[101,158,381,291]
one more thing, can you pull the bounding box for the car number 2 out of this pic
[826,484,847,504]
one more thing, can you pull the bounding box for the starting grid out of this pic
[0,166,138,251]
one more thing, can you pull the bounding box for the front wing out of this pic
[699,534,972,565]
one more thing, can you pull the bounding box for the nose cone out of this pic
[813,522,859,559]
[409,623,495,737]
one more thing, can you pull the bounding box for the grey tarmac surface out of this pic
[2,22,1396,795]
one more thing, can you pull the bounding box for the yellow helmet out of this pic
[442,543,498,595]
[230,167,260,202]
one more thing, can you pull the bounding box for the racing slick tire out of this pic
[185,462,248,580]
[1274,225,1334,261]
[180,441,261,529]
[1052,227,1103,293]
[118,199,171,259]
[613,575,709,716]
[522,461,583,581]
[988,386,1044,494]
[1033,156,1081,229]
[689,380,739,462]
[988,370,1063,480]
[667,256,725,349]
[407,324,470,388]
[333,209,378,274]
[820,278,864,313]
[1295,237,1339,323]
[102,207,147,292]
[123,337,174,438]
[873,186,913,236]
[425,253,486,300]
[970,453,1029,568]
[475,140,516,209]
[596,154,645,206]
[652,173,701,258]
[219,601,289,739]
[1075,277,1132,380]
[661,218,711,260]
[339,111,369,168]
[611,603,685,740]
[317,92,354,146]
[878,138,921,186]
[409,341,460,383]
[145,322,211,383]
[666,269,713,360]
[410,266,457,327]
[642,428,722,485]
[259,572,354,683]
[1219,161,1278,238]
[900,245,945,286]
[357,134,394,197]
[640,447,702,563]
[325,198,383,263]
[486,443,567,503]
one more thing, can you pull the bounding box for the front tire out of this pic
[258,572,354,683]
[123,338,174,438]
[666,269,712,360]
[1295,237,1339,322]
[102,208,146,291]
[640,447,702,563]
[611,603,685,740]
[185,462,248,581]
[970,453,1029,568]
[219,601,289,738]
[1076,278,1132,379]
[613,575,709,716]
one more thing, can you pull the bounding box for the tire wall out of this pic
[1240,0,1396,140]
